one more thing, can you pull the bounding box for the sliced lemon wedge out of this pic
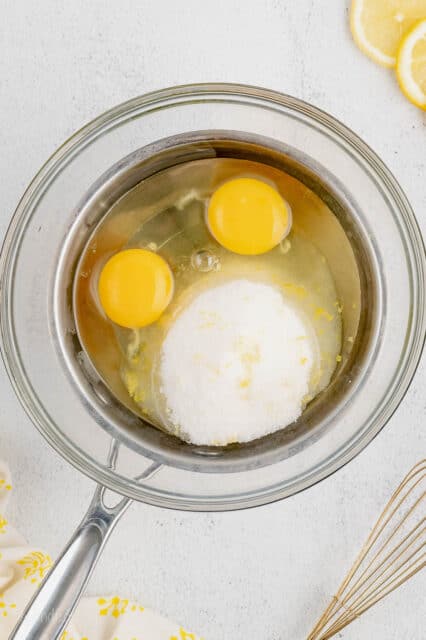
[350,0,426,67]
[396,18,426,109]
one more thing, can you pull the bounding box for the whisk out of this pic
[307,459,425,639]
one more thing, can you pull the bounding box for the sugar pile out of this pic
[159,279,316,446]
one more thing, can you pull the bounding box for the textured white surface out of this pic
[0,1,425,638]
[160,280,316,445]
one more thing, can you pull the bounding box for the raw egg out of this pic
[98,248,173,328]
[207,177,291,255]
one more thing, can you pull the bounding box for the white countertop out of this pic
[1,1,425,638]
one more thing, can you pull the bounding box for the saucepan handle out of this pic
[9,484,131,640]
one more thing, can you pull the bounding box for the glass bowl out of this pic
[1,83,425,511]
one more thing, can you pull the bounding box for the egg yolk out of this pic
[207,178,291,255]
[98,249,174,328]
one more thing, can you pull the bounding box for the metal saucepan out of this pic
[1,85,424,639]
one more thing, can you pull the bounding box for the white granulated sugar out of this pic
[159,279,316,446]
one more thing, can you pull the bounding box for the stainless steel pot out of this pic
[1,84,424,639]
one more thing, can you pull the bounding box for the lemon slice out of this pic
[351,0,426,67]
[396,19,426,108]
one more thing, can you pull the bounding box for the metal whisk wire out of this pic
[307,460,425,640]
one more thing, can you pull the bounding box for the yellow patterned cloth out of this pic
[0,461,202,640]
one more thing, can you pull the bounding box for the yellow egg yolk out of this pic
[98,249,174,328]
[207,178,291,255]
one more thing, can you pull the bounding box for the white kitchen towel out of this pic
[0,460,202,640]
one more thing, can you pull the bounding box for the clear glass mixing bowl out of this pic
[1,83,425,511]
